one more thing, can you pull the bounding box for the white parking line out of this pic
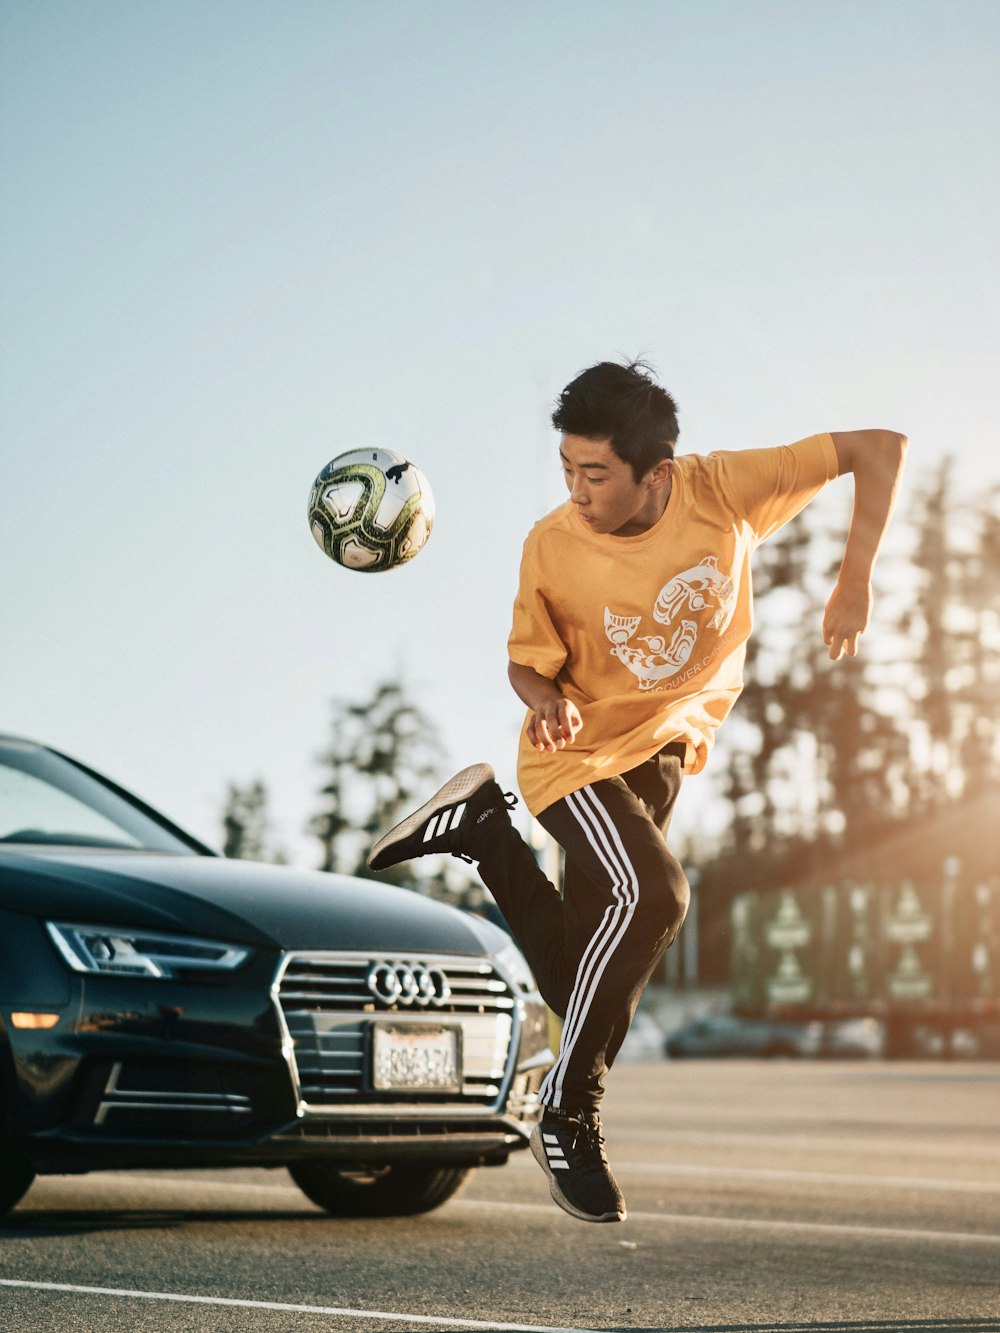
[633,1129,1000,1160]
[48,1161,1000,1198]
[457,1200,1000,1245]
[0,1280,594,1333]
[611,1161,1000,1194]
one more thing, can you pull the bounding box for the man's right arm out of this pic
[508,661,584,753]
[822,429,908,660]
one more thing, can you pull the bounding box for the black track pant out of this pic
[476,744,690,1115]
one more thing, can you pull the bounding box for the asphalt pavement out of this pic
[1,1061,998,1333]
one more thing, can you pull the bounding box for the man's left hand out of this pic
[822,578,873,661]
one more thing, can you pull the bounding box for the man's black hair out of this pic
[551,358,680,482]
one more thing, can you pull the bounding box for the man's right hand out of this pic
[528,697,584,752]
[508,661,584,752]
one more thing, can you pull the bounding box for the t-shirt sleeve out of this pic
[710,433,840,544]
[507,535,567,679]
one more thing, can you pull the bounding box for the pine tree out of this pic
[947,482,1000,791]
[310,713,354,873]
[899,465,1000,805]
[905,460,956,809]
[691,502,915,978]
[309,680,445,885]
[221,779,281,862]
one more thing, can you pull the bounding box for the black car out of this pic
[0,735,552,1219]
[664,1013,821,1058]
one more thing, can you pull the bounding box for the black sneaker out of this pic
[529,1108,626,1223]
[367,763,514,872]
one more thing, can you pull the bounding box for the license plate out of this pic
[372,1024,462,1092]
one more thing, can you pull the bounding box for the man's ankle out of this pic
[541,1104,600,1125]
[465,787,517,859]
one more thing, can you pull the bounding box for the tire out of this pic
[0,1136,35,1219]
[0,1060,35,1219]
[289,1161,472,1218]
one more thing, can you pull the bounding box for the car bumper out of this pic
[4,948,552,1174]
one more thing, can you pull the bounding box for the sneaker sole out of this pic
[367,763,496,871]
[529,1125,626,1224]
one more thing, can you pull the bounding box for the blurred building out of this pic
[728,788,1000,1056]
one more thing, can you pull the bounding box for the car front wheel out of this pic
[0,1134,35,1218]
[288,1161,472,1218]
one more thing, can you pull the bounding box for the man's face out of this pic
[559,434,672,537]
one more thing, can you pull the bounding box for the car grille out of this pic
[275,952,517,1111]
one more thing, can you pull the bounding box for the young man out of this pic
[368,359,907,1224]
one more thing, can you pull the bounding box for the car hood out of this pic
[0,850,508,955]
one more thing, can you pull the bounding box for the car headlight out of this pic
[46,922,251,979]
[494,941,537,994]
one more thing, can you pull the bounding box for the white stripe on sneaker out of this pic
[366,763,495,870]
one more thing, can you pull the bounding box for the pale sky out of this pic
[2,0,998,865]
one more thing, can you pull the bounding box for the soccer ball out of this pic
[308,449,435,573]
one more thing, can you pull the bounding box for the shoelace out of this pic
[561,1113,609,1167]
[453,789,518,863]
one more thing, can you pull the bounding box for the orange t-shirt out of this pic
[508,433,840,815]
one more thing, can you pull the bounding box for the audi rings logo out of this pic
[366,961,452,1008]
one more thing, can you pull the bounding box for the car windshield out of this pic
[0,740,201,855]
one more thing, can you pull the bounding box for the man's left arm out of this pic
[824,429,909,661]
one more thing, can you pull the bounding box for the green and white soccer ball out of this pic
[308,448,435,572]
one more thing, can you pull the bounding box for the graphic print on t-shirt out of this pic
[604,555,738,691]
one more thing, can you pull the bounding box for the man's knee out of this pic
[668,870,691,939]
[636,864,690,942]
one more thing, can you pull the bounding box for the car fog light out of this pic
[10,1012,61,1029]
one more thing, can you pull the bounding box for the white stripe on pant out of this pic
[472,745,688,1114]
[539,784,640,1111]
